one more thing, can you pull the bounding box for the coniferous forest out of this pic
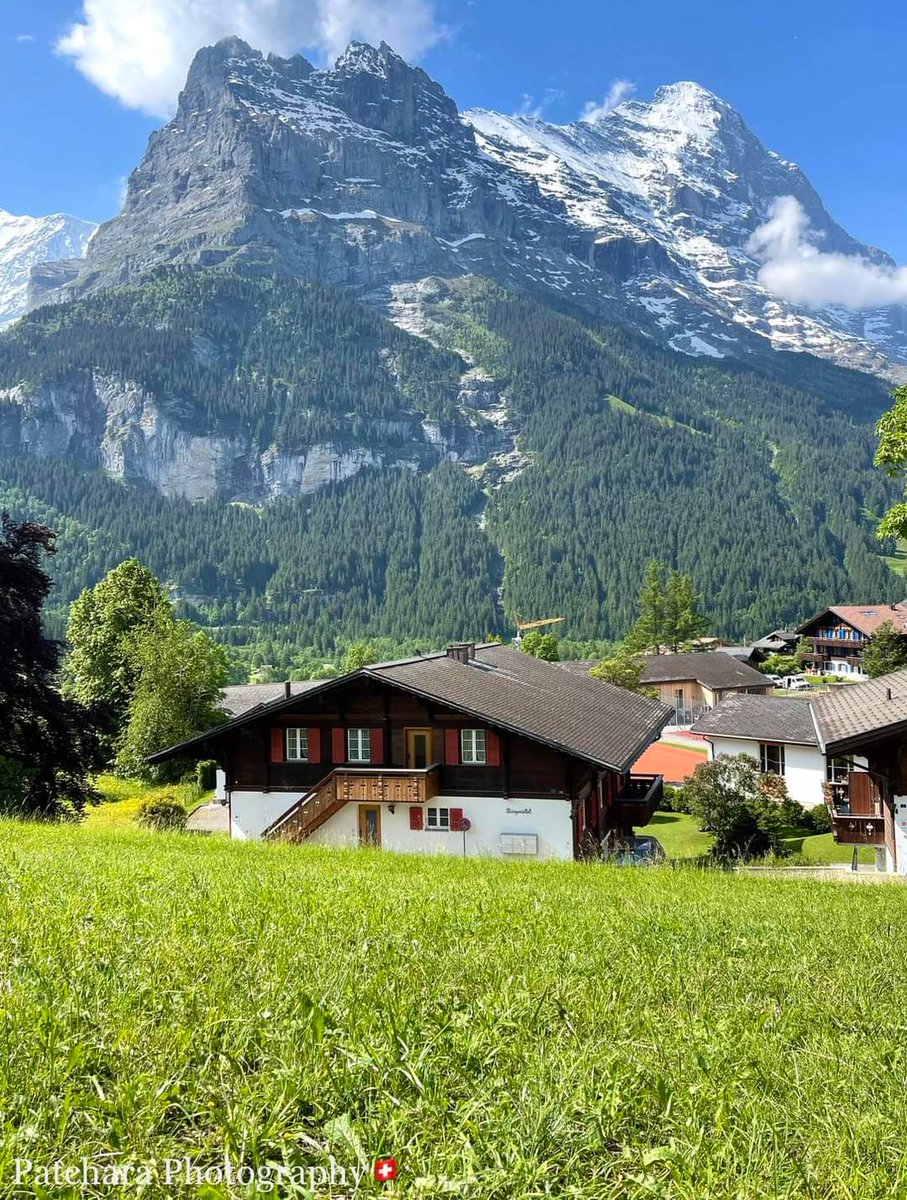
[0,268,899,676]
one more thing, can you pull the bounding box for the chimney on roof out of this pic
[284,680,292,698]
[446,642,475,665]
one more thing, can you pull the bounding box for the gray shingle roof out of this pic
[152,645,670,772]
[641,652,770,690]
[691,695,817,745]
[812,669,907,752]
[371,645,671,772]
[220,680,321,717]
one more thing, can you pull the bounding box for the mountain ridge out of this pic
[0,209,96,327]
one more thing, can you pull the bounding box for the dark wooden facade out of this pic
[208,674,661,855]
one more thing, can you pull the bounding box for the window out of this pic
[759,742,785,776]
[460,729,487,764]
[347,728,371,763]
[426,807,451,830]
[826,756,850,787]
[286,728,309,761]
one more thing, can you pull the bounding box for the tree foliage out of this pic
[863,619,907,679]
[624,561,708,654]
[0,514,99,817]
[685,754,787,860]
[519,631,560,661]
[588,649,652,695]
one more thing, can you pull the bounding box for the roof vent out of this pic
[446,643,475,664]
[284,680,292,698]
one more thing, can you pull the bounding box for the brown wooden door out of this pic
[358,804,382,846]
[405,728,432,770]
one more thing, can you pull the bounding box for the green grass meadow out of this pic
[1,822,907,1197]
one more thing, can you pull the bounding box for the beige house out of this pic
[641,652,772,726]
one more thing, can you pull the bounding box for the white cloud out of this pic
[15,33,36,43]
[580,78,635,123]
[514,88,564,120]
[56,0,445,118]
[749,195,907,310]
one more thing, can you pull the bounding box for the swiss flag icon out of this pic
[374,1157,397,1182]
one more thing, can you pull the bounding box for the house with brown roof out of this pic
[150,643,671,859]
[639,652,772,726]
[796,604,907,680]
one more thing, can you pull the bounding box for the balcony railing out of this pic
[612,774,664,826]
[334,765,441,805]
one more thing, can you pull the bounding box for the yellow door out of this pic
[405,728,432,770]
[358,804,381,846]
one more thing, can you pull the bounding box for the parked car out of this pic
[609,836,667,866]
[766,673,784,687]
[782,674,811,691]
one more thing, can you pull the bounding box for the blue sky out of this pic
[2,0,906,260]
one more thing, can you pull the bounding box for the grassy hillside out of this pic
[1,822,906,1197]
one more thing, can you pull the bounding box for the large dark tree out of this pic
[0,514,99,817]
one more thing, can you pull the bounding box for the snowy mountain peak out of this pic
[0,209,95,327]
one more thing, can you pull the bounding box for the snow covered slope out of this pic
[465,85,907,377]
[0,210,96,326]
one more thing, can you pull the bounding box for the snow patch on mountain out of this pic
[0,210,96,326]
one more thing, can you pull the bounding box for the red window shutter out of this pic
[270,727,284,763]
[308,728,321,763]
[449,807,464,831]
[370,727,384,764]
[444,729,460,765]
[409,806,424,831]
[331,727,346,763]
[486,729,501,767]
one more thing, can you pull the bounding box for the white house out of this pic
[691,694,865,810]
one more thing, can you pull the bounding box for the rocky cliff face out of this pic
[0,210,95,326]
[0,368,510,502]
[75,39,907,379]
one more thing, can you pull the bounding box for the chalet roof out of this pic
[640,652,769,690]
[220,681,321,717]
[797,604,907,638]
[691,695,817,746]
[149,644,671,773]
[811,669,907,753]
[370,645,671,772]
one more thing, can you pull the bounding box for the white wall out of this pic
[705,736,825,809]
[228,791,574,860]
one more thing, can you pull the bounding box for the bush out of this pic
[138,793,188,832]
[685,754,787,861]
[808,804,833,834]
[659,784,692,814]
[196,760,218,791]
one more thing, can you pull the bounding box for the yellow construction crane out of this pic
[513,612,565,643]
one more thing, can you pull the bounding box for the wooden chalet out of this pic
[796,604,907,680]
[149,643,671,860]
[812,669,907,871]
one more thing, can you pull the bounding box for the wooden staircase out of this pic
[264,772,344,843]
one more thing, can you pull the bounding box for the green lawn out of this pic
[86,774,209,830]
[650,811,876,867]
[2,823,907,1196]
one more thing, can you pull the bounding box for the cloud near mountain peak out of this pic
[57,0,444,118]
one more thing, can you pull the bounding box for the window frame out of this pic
[759,742,785,776]
[347,728,372,763]
[460,728,487,765]
[285,727,309,762]
[426,807,451,830]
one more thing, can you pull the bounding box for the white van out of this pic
[782,674,810,691]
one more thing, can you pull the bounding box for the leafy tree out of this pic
[0,514,99,817]
[341,641,380,673]
[519,631,559,661]
[876,384,907,539]
[685,754,786,860]
[589,649,652,694]
[65,559,169,751]
[863,620,907,678]
[115,612,228,781]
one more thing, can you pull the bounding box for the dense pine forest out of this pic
[0,268,899,676]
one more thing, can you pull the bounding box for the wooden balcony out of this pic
[334,765,441,804]
[265,765,442,844]
[831,771,885,846]
[612,774,664,827]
